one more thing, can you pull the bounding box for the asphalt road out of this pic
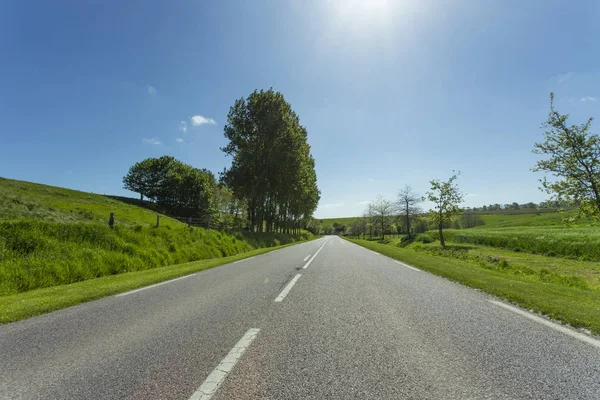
[1,236,599,399]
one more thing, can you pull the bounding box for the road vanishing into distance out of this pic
[1,236,599,399]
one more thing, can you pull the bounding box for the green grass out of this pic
[0,220,313,295]
[436,226,600,261]
[0,177,315,296]
[477,209,583,227]
[316,217,359,228]
[0,241,312,324]
[0,176,181,227]
[348,239,600,335]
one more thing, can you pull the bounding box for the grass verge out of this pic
[347,238,600,335]
[0,240,313,324]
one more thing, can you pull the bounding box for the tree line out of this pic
[337,173,465,247]
[123,89,320,233]
[221,89,320,233]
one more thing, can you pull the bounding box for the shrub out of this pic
[415,234,434,244]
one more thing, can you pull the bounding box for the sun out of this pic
[327,0,396,34]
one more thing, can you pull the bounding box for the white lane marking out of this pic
[233,256,255,264]
[370,250,379,256]
[116,275,194,297]
[275,274,302,302]
[189,328,260,400]
[489,300,600,350]
[302,241,327,269]
[393,260,421,272]
[303,255,311,262]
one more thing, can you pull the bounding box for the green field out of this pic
[436,226,600,261]
[0,177,313,304]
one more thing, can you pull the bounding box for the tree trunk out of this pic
[439,222,445,247]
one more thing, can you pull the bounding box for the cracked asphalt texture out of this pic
[1,236,599,399]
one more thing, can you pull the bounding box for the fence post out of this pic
[109,212,115,228]
[187,217,192,228]
[156,214,160,228]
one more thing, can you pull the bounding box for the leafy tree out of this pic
[425,172,464,247]
[396,185,421,236]
[370,195,395,240]
[533,93,600,219]
[123,156,214,221]
[222,89,320,233]
[349,218,366,238]
[123,159,153,200]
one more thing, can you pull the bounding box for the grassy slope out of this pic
[0,241,309,324]
[0,176,181,227]
[0,177,314,302]
[348,238,600,334]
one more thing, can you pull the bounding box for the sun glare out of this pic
[328,0,398,34]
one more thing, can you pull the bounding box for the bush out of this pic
[415,234,434,244]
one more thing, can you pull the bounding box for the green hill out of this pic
[0,177,182,227]
[0,177,312,295]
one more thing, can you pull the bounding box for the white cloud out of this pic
[179,121,188,133]
[356,200,371,205]
[175,138,184,143]
[190,115,216,126]
[556,72,574,84]
[146,85,157,96]
[143,137,161,145]
[319,203,344,209]
[367,178,375,182]
[581,96,598,103]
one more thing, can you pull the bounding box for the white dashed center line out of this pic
[303,255,311,262]
[275,274,302,302]
[189,328,260,400]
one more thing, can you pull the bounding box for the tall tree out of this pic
[370,196,395,240]
[396,185,421,236]
[533,93,600,219]
[222,89,320,233]
[425,172,464,247]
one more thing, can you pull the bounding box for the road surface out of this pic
[1,236,599,399]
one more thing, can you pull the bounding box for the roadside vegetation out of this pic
[0,241,303,324]
[0,88,321,321]
[0,219,312,295]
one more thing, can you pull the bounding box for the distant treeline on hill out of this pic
[467,200,572,212]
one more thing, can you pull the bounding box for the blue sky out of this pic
[1,0,599,218]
